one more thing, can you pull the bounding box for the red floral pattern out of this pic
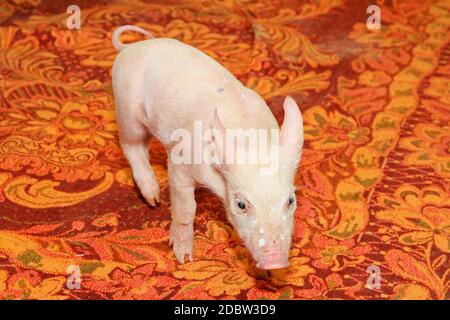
[0,0,449,300]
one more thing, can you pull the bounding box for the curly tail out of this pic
[112,25,154,51]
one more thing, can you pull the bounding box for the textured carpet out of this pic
[0,0,449,300]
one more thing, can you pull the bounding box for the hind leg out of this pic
[119,116,160,207]
[113,60,160,206]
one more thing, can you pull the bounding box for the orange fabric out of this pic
[0,0,449,300]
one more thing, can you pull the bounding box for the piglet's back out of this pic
[113,37,277,143]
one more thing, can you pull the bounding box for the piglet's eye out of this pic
[287,196,295,207]
[234,196,249,213]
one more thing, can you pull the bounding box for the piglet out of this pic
[112,25,304,270]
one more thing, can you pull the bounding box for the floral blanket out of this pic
[0,0,449,300]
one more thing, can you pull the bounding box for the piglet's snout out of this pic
[253,232,289,270]
[256,255,289,270]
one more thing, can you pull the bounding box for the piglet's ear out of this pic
[279,96,304,162]
[211,109,226,165]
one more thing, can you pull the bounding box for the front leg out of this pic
[168,162,196,264]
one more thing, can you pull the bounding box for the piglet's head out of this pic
[212,96,304,270]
